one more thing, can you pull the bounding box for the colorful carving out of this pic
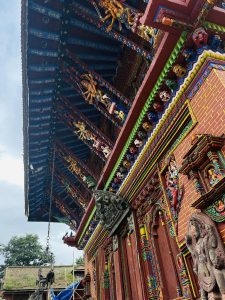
[182,48,197,63]
[65,156,82,175]
[165,79,178,91]
[123,159,131,169]
[176,254,192,299]
[186,212,225,299]
[74,121,95,141]
[73,121,112,159]
[209,34,224,51]
[134,138,144,148]
[142,121,153,132]
[165,155,184,222]
[208,166,223,187]
[79,73,126,123]
[64,156,96,189]
[94,0,156,43]
[80,73,98,104]
[147,111,158,123]
[173,64,186,78]
[192,27,208,48]
[205,195,225,222]
[159,91,171,102]
[153,102,164,112]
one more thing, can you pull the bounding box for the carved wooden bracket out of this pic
[94,190,130,236]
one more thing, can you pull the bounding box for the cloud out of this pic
[0,151,24,187]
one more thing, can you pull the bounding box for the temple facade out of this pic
[22,0,225,299]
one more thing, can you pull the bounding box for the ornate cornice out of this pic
[180,135,225,175]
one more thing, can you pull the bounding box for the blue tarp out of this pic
[50,281,80,300]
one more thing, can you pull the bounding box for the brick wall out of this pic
[173,69,225,243]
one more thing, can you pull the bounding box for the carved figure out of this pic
[80,74,117,115]
[129,146,138,155]
[94,190,129,231]
[153,102,164,112]
[208,167,223,187]
[136,24,156,43]
[114,109,125,122]
[165,79,178,91]
[80,73,98,104]
[96,0,155,43]
[73,121,95,141]
[192,27,208,48]
[209,35,223,51]
[80,174,96,188]
[65,156,82,175]
[123,159,131,169]
[173,64,186,78]
[98,0,126,32]
[142,121,153,132]
[134,138,144,148]
[101,144,111,158]
[147,111,158,123]
[159,91,171,102]
[165,155,183,221]
[186,213,225,299]
[182,48,197,63]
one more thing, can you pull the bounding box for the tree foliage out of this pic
[75,256,84,266]
[1,234,55,268]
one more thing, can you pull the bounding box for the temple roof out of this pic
[22,0,142,227]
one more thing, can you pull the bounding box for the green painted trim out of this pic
[204,21,225,33]
[78,206,96,244]
[104,31,188,190]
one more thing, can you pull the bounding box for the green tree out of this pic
[1,234,54,268]
[74,256,84,266]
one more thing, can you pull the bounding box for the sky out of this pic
[0,1,83,265]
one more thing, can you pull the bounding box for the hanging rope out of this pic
[46,145,56,259]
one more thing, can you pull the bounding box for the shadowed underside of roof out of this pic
[22,0,143,228]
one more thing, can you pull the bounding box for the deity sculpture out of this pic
[73,121,95,142]
[80,73,98,104]
[207,167,223,187]
[94,0,156,43]
[192,27,208,48]
[186,213,225,299]
[165,155,183,222]
[80,73,125,122]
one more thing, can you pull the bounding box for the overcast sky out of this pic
[0,1,83,265]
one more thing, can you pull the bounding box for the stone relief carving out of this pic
[186,212,225,299]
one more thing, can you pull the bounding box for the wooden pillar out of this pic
[113,248,124,300]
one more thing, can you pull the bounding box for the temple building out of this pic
[22,0,225,299]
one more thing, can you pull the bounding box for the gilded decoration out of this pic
[186,212,225,299]
[93,0,156,43]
